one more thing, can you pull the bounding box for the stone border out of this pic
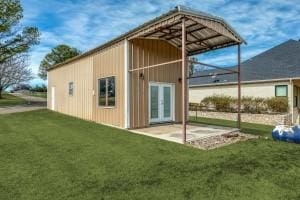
[187,132,258,150]
[190,110,289,125]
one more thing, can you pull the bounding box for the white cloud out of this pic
[19,0,300,85]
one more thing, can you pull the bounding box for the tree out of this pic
[39,45,81,79]
[12,83,31,92]
[0,54,32,98]
[0,0,40,64]
[30,84,47,92]
[188,56,198,76]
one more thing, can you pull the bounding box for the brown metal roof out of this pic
[48,5,245,71]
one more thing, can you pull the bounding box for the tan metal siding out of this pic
[93,42,125,128]
[47,56,93,120]
[129,38,182,128]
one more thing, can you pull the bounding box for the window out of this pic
[68,82,74,96]
[98,76,115,107]
[294,96,298,107]
[275,85,288,97]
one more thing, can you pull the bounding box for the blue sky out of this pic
[20,0,300,86]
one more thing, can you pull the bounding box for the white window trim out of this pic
[98,76,116,108]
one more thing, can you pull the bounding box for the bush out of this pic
[201,95,233,112]
[196,95,289,114]
[241,97,266,113]
[189,103,200,111]
[241,96,253,113]
[266,97,288,113]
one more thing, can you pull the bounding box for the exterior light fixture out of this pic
[139,73,144,80]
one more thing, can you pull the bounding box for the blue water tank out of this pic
[272,125,300,144]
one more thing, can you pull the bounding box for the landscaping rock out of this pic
[187,132,258,150]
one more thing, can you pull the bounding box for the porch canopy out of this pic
[127,6,245,55]
[127,6,246,143]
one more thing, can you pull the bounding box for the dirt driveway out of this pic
[0,93,46,114]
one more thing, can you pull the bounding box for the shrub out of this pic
[241,97,266,113]
[198,95,288,114]
[266,97,289,113]
[241,96,253,113]
[189,102,200,111]
[201,95,233,112]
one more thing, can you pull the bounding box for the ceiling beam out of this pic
[179,34,222,47]
[188,41,239,56]
[159,22,198,39]
[189,32,210,48]
[164,26,207,41]
[142,20,183,38]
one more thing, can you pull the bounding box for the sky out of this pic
[20,0,300,86]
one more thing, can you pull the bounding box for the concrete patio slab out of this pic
[130,123,238,144]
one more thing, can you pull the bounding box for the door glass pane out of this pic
[150,86,159,119]
[163,86,171,118]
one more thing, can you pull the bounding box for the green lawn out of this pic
[190,116,274,138]
[0,110,299,199]
[0,93,27,106]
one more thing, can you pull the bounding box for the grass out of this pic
[190,116,274,138]
[0,93,27,106]
[0,110,299,199]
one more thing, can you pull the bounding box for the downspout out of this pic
[124,39,130,128]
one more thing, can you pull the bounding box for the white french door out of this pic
[149,82,174,123]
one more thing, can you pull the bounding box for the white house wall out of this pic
[189,81,291,103]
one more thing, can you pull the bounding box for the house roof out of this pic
[48,5,245,71]
[189,39,300,87]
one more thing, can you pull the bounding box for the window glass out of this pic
[107,77,115,106]
[163,86,171,118]
[150,86,159,119]
[99,79,106,106]
[98,76,116,107]
[69,82,73,96]
[275,85,287,97]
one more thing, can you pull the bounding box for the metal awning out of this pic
[49,5,246,71]
[128,6,246,55]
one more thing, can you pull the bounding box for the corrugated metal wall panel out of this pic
[48,38,181,129]
[129,38,182,128]
[47,56,94,120]
[93,42,125,127]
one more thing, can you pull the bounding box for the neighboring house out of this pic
[47,6,244,129]
[189,39,300,123]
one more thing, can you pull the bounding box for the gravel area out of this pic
[187,132,258,150]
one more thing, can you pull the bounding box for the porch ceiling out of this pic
[293,79,300,87]
[128,6,246,56]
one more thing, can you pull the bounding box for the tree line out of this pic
[0,0,80,98]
